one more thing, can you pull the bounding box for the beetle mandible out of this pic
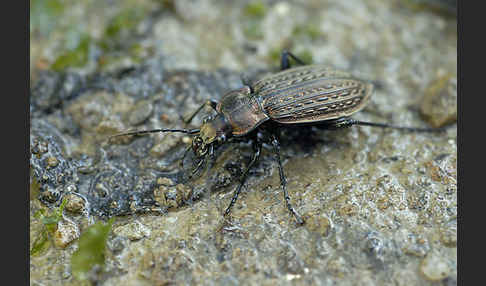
[111,51,444,225]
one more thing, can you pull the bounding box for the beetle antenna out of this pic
[108,128,200,141]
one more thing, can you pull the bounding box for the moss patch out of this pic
[292,24,323,41]
[51,35,92,71]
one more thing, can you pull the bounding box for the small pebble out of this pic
[420,250,452,281]
[420,74,457,128]
[46,157,59,168]
[128,100,153,126]
[326,256,348,278]
[53,219,80,248]
[149,133,180,157]
[64,193,86,213]
[113,221,151,241]
[304,214,330,236]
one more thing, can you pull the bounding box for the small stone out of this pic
[338,203,357,216]
[402,232,429,257]
[128,100,153,126]
[439,222,457,247]
[113,221,151,241]
[176,183,192,201]
[160,114,171,124]
[376,196,390,210]
[420,74,457,128]
[157,177,174,185]
[149,133,180,157]
[31,139,48,155]
[420,250,452,281]
[40,186,61,203]
[326,256,348,278]
[304,214,330,236]
[95,119,129,144]
[154,180,191,209]
[64,193,86,213]
[154,185,169,207]
[46,157,59,168]
[108,236,128,254]
[53,219,80,248]
[182,136,191,144]
[95,119,125,135]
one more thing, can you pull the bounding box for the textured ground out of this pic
[30,0,456,285]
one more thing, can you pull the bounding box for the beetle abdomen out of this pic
[255,65,373,124]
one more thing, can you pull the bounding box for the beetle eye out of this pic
[217,134,226,143]
[203,116,213,124]
[192,136,203,151]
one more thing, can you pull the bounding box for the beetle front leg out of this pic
[270,133,304,225]
[224,138,262,218]
[183,99,219,125]
[280,50,308,70]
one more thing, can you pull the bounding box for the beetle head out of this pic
[192,113,231,158]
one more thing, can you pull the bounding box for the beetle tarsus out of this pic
[271,134,305,225]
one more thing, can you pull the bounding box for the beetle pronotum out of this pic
[110,51,444,225]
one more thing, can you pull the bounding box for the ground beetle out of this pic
[111,51,443,225]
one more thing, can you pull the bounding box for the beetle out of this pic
[110,50,444,225]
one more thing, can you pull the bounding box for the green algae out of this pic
[30,198,68,256]
[100,7,147,51]
[30,227,50,257]
[244,1,267,19]
[51,35,92,71]
[242,1,267,40]
[71,218,115,281]
[105,9,145,38]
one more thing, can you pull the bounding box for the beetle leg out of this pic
[183,99,219,124]
[240,73,256,93]
[280,50,307,70]
[224,138,262,218]
[270,133,305,225]
[322,117,446,133]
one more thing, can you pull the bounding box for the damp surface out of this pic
[30,1,457,285]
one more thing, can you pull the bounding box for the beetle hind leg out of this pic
[321,117,446,133]
[270,134,305,225]
[280,50,308,70]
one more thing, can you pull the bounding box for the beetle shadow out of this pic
[272,124,336,156]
